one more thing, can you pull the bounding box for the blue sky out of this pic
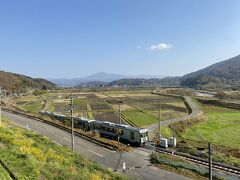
[0,0,240,78]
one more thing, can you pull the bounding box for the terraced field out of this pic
[12,90,188,127]
[14,96,43,114]
[86,94,124,124]
[98,91,187,127]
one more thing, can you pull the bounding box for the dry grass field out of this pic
[12,89,188,127]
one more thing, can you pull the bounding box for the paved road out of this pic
[2,111,190,180]
[147,96,203,138]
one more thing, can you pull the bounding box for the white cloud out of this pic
[148,43,172,51]
[137,46,142,49]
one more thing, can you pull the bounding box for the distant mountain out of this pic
[108,55,240,88]
[0,70,56,92]
[180,55,240,88]
[76,81,108,87]
[109,77,181,87]
[49,72,164,87]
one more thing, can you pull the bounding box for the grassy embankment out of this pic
[150,153,228,180]
[172,101,240,167]
[0,164,11,180]
[183,103,240,149]
[0,116,129,179]
[15,96,43,114]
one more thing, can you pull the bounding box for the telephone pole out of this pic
[70,93,74,151]
[119,103,121,124]
[208,142,212,180]
[158,104,161,141]
[0,87,2,125]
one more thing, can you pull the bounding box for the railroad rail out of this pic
[145,145,240,177]
[2,108,120,151]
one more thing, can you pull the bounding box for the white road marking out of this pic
[87,149,104,157]
[52,140,63,147]
[33,122,49,128]
[64,137,71,142]
[11,121,26,129]
[104,148,116,153]
[45,128,55,133]
[31,129,39,134]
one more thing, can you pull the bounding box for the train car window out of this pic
[130,132,135,140]
[121,130,124,135]
[116,129,123,135]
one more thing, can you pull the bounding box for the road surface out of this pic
[2,111,190,180]
[147,96,203,139]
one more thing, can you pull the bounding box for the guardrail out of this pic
[2,108,120,151]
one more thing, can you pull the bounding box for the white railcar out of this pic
[40,111,149,146]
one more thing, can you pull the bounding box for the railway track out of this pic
[145,144,240,177]
[2,107,239,177]
[2,108,120,151]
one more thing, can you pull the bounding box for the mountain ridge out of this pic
[180,54,240,87]
[49,72,165,87]
[108,55,240,88]
[0,70,56,92]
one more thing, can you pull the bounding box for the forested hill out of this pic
[108,77,181,87]
[0,70,56,92]
[109,55,240,88]
[180,55,240,87]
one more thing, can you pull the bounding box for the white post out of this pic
[123,162,126,171]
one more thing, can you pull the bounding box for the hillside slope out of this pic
[108,55,240,88]
[50,72,164,87]
[181,55,240,87]
[0,117,127,179]
[0,70,55,92]
[109,77,181,87]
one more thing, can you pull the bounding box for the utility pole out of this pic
[0,87,2,125]
[158,104,161,141]
[119,103,121,124]
[70,93,74,151]
[208,142,212,180]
